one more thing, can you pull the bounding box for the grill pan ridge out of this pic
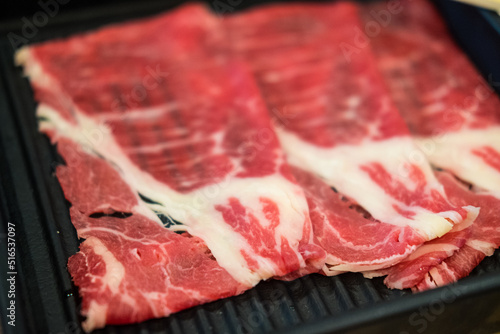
[0,1,500,333]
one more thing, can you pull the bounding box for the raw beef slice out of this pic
[225,1,474,273]
[59,138,247,331]
[366,0,500,196]
[364,0,500,289]
[17,3,326,330]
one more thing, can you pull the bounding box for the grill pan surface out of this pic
[1,1,500,333]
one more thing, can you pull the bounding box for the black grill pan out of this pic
[1,1,500,333]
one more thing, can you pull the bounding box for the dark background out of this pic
[0,0,280,31]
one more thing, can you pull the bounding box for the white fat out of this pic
[140,291,174,318]
[82,300,107,332]
[96,103,179,121]
[15,48,56,89]
[14,47,30,66]
[79,238,127,331]
[124,134,207,154]
[322,243,418,274]
[415,127,500,197]
[466,239,497,255]
[89,238,125,294]
[403,242,460,262]
[426,263,452,287]
[276,127,456,240]
[39,103,309,287]
[453,205,479,231]
[362,270,387,279]
[346,95,361,108]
